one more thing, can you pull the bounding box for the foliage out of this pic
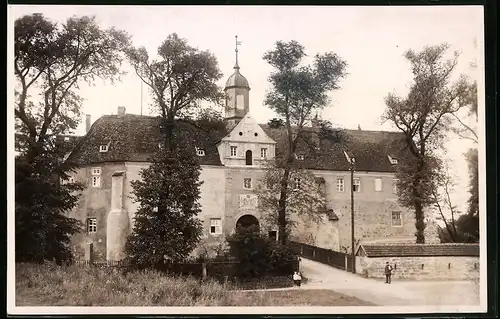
[268,118,285,128]
[383,43,476,243]
[14,13,129,263]
[226,226,296,278]
[438,213,479,243]
[125,132,203,269]
[255,161,326,234]
[127,33,223,149]
[16,262,370,306]
[262,40,347,243]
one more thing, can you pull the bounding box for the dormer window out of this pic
[388,155,398,165]
[196,147,205,157]
[99,144,109,153]
[296,154,305,160]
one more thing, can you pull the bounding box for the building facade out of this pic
[65,53,435,262]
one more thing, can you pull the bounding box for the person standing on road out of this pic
[384,261,393,284]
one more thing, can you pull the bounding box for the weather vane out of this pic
[235,35,242,68]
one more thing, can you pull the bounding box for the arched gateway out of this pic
[236,214,260,232]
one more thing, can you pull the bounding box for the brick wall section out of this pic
[356,256,480,280]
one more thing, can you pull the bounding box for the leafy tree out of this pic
[124,138,203,268]
[262,40,347,244]
[14,14,130,263]
[255,163,327,236]
[125,35,222,267]
[383,43,476,243]
[126,33,223,150]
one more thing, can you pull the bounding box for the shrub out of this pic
[226,226,297,278]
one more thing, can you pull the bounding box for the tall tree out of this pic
[124,137,204,268]
[126,33,223,150]
[262,40,347,244]
[124,35,223,266]
[383,43,476,243]
[14,14,130,263]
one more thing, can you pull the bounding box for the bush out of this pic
[226,226,297,278]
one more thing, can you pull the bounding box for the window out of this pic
[210,218,222,235]
[268,231,277,241]
[68,177,74,184]
[375,178,383,192]
[260,148,268,159]
[99,144,109,152]
[91,167,101,188]
[353,178,361,192]
[336,178,345,192]
[64,136,70,142]
[391,211,402,227]
[92,176,101,188]
[393,179,399,194]
[296,154,305,160]
[293,178,301,190]
[87,218,97,233]
[243,178,252,189]
[196,147,205,156]
[230,146,237,157]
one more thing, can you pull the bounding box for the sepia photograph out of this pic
[7,4,488,315]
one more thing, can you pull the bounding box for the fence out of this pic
[290,241,353,272]
[74,258,299,281]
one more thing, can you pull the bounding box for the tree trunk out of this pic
[413,159,426,244]
[277,168,290,244]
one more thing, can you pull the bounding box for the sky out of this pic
[9,5,484,216]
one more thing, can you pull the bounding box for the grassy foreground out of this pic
[15,263,372,307]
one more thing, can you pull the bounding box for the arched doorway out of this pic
[245,150,252,165]
[236,214,260,232]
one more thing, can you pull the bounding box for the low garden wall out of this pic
[355,243,480,281]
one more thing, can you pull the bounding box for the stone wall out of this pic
[311,170,416,251]
[355,255,480,280]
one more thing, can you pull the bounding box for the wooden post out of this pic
[201,262,207,281]
[344,255,347,271]
[85,242,94,265]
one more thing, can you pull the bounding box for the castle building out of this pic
[65,45,430,262]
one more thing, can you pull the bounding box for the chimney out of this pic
[117,106,126,117]
[86,114,91,133]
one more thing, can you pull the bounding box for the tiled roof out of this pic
[67,114,225,166]
[357,243,480,257]
[67,113,408,172]
[260,125,407,172]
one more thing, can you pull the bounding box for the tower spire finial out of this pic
[234,35,242,69]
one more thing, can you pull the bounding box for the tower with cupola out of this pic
[224,35,251,130]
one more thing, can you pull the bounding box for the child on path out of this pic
[293,271,302,287]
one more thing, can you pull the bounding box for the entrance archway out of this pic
[236,214,260,232]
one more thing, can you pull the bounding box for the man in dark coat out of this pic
[384,261,393,284]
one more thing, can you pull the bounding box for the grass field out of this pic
[15,262,373,307]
